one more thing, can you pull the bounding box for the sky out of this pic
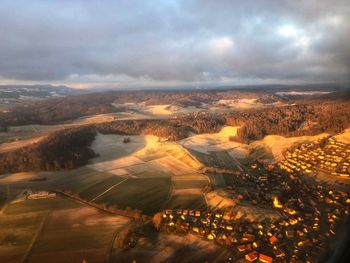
[0,0,349,89]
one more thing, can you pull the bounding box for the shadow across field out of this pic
[89,133,148,163]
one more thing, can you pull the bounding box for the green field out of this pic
[0,212,44,244]
[250,146,274,160]
[27,249,107,263]
[0,212,43,263]
[186,148,239,170]
[186,148,214,165]
[95,177,171,215]
[206,173,227,188]
[48,165,172,215]
[0,197,83,263]
[126,163,171,178]
[54,168,124,199]
[172,179,208,189]
[0,196,129,263]
[165,194,207,210]
[209,151,240,170]
[4,198,81,215]
[31,225,116,253]
[78,176,125,201]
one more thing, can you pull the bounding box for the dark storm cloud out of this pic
[0,0,349,87]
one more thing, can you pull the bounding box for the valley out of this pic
[1,1,350,261]
[0,87,349,262]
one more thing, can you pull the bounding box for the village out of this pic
[159,151,350,262]
[278,137,350,178]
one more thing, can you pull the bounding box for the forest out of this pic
[1,87,348,129]
[0,88,350,174]
[95,116,226,141]
[0,92,119,126]
[0,89,277,127]
[226,102,350,143]
[0,126,97,174]
[0,116,226,174]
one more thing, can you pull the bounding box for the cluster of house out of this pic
[278,137,350,178]
[160,160,350,262]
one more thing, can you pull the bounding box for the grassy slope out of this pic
[96,177,171,215]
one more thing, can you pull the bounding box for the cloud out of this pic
[0,0,349,88]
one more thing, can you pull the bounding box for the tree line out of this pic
[0,89,278,127]
[0,116,226,174]
[95,116,226,141]
[0,126,97,174]
[0,92,119,127]
[1,100,349,174]
[226,102,350,143]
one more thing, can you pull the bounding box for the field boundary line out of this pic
[90,178,128,202]
[21,211,51,263]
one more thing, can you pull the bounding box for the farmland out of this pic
[54,168,121,195]
[0,196,129,263]
[151,156,196,176]
[206,173,227,188]
[110,230,230,263]
[172,175,208,190]
[1,100,350,262]
[52,133,214,215]
[3,125,318,223]
[1,126,348,221]
[95,177,171,215]
[125,163,172,178]
[180,126,240,154]
[0,132,211,217]
[89,133,150,163]
[165,194,207,210]
[187,148,242,172]
[0,5,349,257]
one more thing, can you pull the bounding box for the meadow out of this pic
[0,196,129,263]
[165,194,207,210]
[95,177,171,215]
